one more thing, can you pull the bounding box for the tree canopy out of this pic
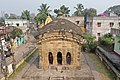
[8,13,17,19]
[21,10,30,20]
[83,8,97,17]
[104,5,120,16]
[74,4,84,16]
[11,28,23,39]
[100,33,113,45]
[54,5,70,17]
[0,17,5,25]
[82,33,97,52]
[35,3,51,24]
[74,4,97,17]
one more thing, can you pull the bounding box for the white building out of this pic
[86,17,120,39]
[5,19,29,33]
[5,19,29,27]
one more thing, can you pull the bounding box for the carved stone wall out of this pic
[38,31,82,70]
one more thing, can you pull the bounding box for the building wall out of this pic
[38,31,81,70]
[63,17,84,27]
[5,19,29,27]
[114,35,120,55]
[86,17,120,38]
[63,17,85,32]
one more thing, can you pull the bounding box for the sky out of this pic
[0,0,120,17]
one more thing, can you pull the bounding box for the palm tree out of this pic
[54,5,70,17]
[37,3,51,15]
[74,4,84,16]
[35,3,51,24]
[21,10,30,20]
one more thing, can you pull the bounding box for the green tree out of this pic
[83,33,95,45]
[104,5,120,16]
[83,8,97,17]
[54,5,70,17]
[100,33,113,45]
[21,10,30,20]
[82,33,97,52]
[0,17,5,25]
[35,3,51,24]
[9,13,17,19]
[74,4,84,16]
[4,13,9,19]
[11,28,23,39]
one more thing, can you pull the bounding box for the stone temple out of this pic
[23,18,94,80]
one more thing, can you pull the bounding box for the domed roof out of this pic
[38,18,82,36]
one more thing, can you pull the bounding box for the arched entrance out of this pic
[48,52,53,64]
[66,52,71,65]
[57,52,62,65]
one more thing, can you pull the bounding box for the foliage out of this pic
[35,13,47,24]
[100,33,113,45]
[21,10,30,20]
[4,13,9,19]
[82,33,97,52]
[83,33,96,44]
[104,5,120,16]
[83,8,97,17]
[74,4,84,16]
[37,27,41,31]
[9,13,17,19]
[11,28,23,39]
[54,5,70,17]
[0,17,5,25]
[74,4,97,17]
[35,3,51,24]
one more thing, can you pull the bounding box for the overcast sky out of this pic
[0,0,120,16]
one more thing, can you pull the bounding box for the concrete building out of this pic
[5,19,29,27]
[5,19,29,48]
[5,19,29,33]
[86,17,120,40]
[63,17,85,33]
[63,17,84,27]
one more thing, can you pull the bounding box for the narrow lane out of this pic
[83,52,101,80]
[9,49,39,80]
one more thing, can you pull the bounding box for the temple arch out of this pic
[57,52,62,65]
[48,52,53,64]
[66,52,71,65]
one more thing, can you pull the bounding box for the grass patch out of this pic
[8,48,38,79]
[88,53,115,80]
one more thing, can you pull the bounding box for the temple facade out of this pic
[37,19,82,70]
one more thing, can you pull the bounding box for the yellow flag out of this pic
[45,16,52,25]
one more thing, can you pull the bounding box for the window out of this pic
[97,22,101,27]
[66,52,71,65]
[57,52,62,65]
[76,21,80,24]
[119,22,120,27]
[16,23,19,26]
[97,33,100,36]
[110,22,114,27]
[48,52,53,64]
